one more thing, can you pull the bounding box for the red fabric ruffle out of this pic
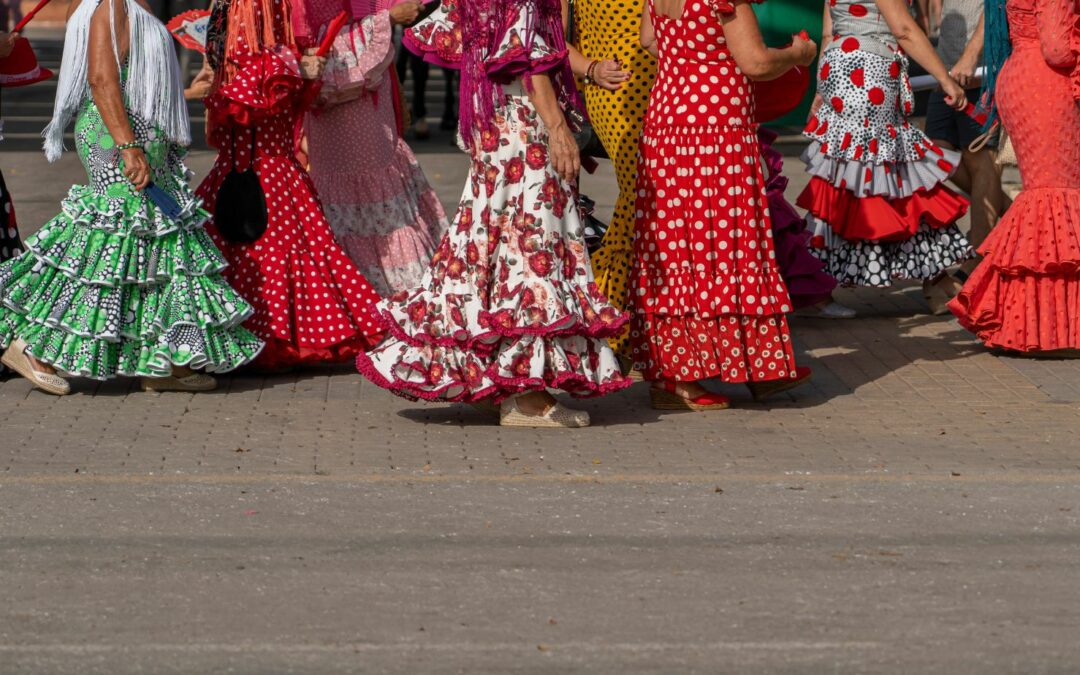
[949,187,1080,352]
[212,48,304,128]
[796,176,968,243]
[630,313,798,384]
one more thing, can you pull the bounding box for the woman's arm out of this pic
[87,0,150,189]
[722,2,816,82]
[912,0,931,34]
[809,0,832,117]
[875,0,965,107]
[1037,0,1077,69]
[640,1,657,57]
[527,72,581,182]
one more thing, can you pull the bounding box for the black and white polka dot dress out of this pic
[0,166,21,376]
[797,0,974,287]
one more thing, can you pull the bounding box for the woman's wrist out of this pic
[584,60,599,86]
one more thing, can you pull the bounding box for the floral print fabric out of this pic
[357,96,630,402]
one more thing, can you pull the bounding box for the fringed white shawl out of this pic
[43,0,190,162]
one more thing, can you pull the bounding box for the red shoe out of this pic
[649,379,730,411]
[746,366,813,402]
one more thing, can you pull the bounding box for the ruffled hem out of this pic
[809,218,973,286]
[51,184,204,238]
[760,129,837,310]
[0,257,256,343]
[797,177,969,242]
[0,313,263,380]
[27,209,226,288]
[357,315,632,404]
[629,313,798,384]
[949,267,1080,353]
[802,140,959,199]
[253,335,367,369]
[371,290,629,356]
[769,190,837,310]
[975,188,1080,273]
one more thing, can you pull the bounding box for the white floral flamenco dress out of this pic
[798,0,973,287]
[356,0,631,404]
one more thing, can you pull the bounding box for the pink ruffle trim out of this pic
[370,301,630,356]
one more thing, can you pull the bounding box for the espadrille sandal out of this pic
[746,366,813,402]
[499,396,590,428]
[1,338,71,396]
[649,380,729,411]
[141,373,218,392]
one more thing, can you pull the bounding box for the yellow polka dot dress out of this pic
[574,0,656,355]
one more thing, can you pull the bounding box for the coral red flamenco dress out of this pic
[196,0,384,369]
[949,0,1080,353]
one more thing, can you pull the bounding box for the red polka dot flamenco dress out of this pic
[630,0,799,384]
[798,0,972,287]
[196,0,384,369]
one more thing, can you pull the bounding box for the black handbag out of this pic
[215,129,268,244]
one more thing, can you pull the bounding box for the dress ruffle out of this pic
[403,0,463,68]
[760,130,837,309]
[0,181,262,379]
[808,218,972,287]
[630,314,797,383]
[949,187,1080,352]
[797,176,969,242]
[802,140,959,199]
[213,48,304,127]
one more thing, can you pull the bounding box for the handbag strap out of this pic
[229,126,259,172]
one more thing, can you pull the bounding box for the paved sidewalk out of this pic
[1,147,1079,674]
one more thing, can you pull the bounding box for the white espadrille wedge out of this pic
[499,396,590,428]
[1,338,71,396]
[141,373,218,393]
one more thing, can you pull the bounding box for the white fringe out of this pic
[42,0,191,163]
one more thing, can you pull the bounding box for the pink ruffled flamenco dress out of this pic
[294,0,449,297]
[949,0,1080,353]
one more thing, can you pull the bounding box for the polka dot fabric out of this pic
[0,168,23,377]
[949,0,1080,352]
[573,0,657,356]
[798,0,973,287]
[629,0,798,384]
[197,0,385,369]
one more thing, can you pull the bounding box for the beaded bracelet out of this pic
[585,60,599,86]
[116,141,142,152]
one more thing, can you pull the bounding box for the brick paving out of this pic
[2,150,1078,482]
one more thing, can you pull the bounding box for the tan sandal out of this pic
[499,396,590,428]
[649,380,730,411]
[1,338,70,396]
[141,373,218,392]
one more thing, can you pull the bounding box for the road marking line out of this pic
[0,641,882,654]
[0,472,1078,486]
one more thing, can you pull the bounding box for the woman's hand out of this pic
[940,76,968,110]
[548,123,581,183]
[790,34,818,67]
[389,1,422,25]
[121,147,151,190]
[808,93,823,120]
[591,59,631,91]
[299,53,328,80]
[0,32,18,59]
[184,63,214,100]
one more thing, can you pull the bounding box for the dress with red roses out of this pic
[356,0,631,402]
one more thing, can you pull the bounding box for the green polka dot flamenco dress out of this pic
[0,88,264,379]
